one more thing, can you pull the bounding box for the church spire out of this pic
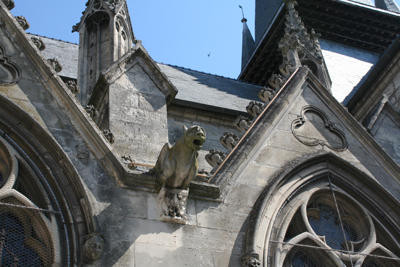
[74,0,135,105]
[239,5,255,70]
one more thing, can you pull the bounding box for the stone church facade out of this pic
[1,0,400,266]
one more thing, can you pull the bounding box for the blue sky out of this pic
[10,0,400,79]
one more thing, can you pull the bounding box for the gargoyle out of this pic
[153,125,206,223]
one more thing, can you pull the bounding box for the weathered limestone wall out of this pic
[320,39,379,102]
[369,67,400,164]
[109,64,169,164]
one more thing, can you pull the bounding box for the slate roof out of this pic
[30,34,262,113]
[28,34,79,79]
[157,64,260,113]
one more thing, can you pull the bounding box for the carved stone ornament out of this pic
[102,129,114,144]
[2,0,15,10]
[47,58,62,73]
[31,37,46,51]
[279,1,322,62]
[85,104,96,118]
[158,187,189,224]
[153,125,206,224]
[291,105,348,151]
[121,155,136,170]
[66,80,79,94]
[258,87,275,103]
[268,73,285,90]
[246,101,264,119]
[220,132,239,151]
[0,46,20,86]
[15,16,29,30]
[241,253,261,267]
[234,115,252,132]
[82,233,105,263]
[205,149,226,168]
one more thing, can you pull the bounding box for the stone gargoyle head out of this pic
[182,125,206,151]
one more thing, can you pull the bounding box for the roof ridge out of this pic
[27,32,78,46]
[159,62,262,87]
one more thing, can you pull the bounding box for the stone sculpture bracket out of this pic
[152,125,207,224]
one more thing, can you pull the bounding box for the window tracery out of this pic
[0,136,59,266]
[274,180,400,266]
[242,155,400,267]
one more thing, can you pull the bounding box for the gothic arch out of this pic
[242,153,400,266]
[0,95,95,265]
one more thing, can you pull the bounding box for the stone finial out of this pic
[102,129,114,144]
[2,0,15,10]
[246,101,264,118]
[47,58,62,73]
[258,87,275,103]
[85,104,96,118]
[205,149,226,168]
[31,37,46,51]
[15,16,29,30]
[66,80,79,94]
[153,125,206,224]
[220,132,239,151]
[234,115,252,132]
[82,233,105,263]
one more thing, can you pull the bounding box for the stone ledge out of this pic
[120,167,221,201]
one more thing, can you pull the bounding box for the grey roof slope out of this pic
[31,34,261,112]
[158,64,261,112]
[28,34,79,79]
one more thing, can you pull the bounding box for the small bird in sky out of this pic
[207,52,211,57]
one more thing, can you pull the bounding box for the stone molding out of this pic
[241,152,400,266]
[0,45,20,85]
[292,105,348,151]
[211,67,400,194]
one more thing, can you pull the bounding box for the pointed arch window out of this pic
[242,155,400,267]
[274,178,400,266]
[0,137,58,266]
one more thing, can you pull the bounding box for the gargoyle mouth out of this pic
[193,138,205,148]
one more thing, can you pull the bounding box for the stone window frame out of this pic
[0,95,96,265]
[0,136,55,265]
[241,153,400,267]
